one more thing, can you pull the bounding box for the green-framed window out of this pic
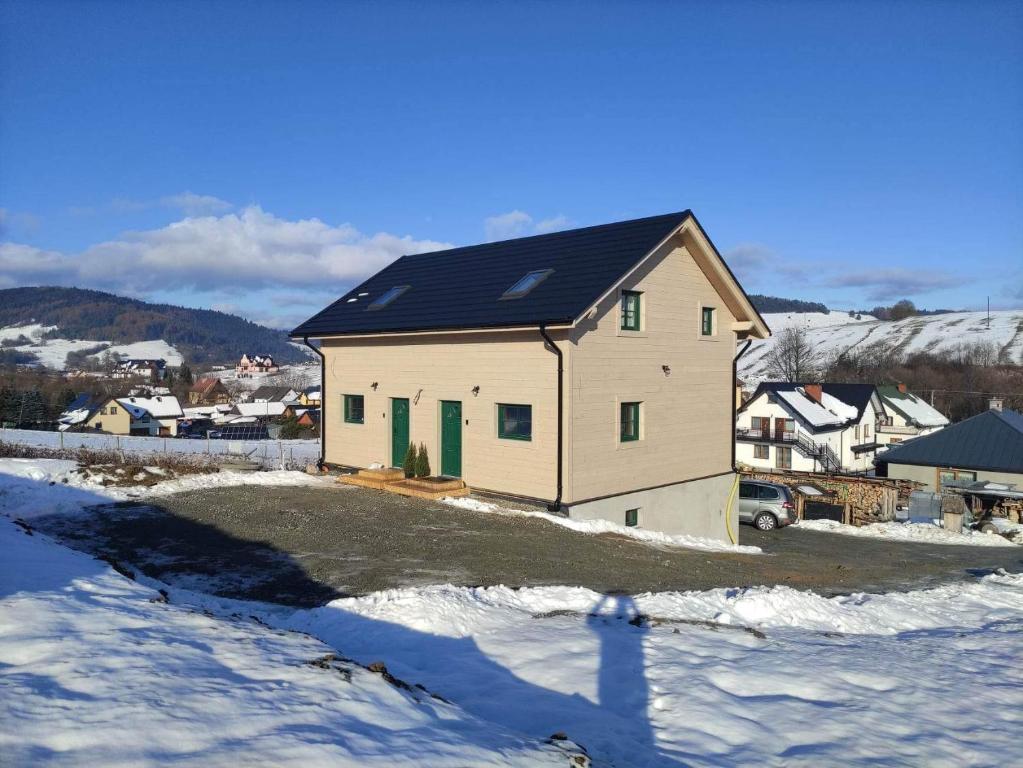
[625,508,639,527]
[343,394,364,424]
[497,403,532,441]
[620,401,641,442]
[620,291,641,331]
[701,306,716,336]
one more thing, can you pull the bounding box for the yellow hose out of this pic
[724,472,740,545]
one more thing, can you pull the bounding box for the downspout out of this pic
[303,335,326,470]
[539,324,563,512]
[724,338,753,546]
[732,339,753,471]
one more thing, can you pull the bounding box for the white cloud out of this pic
[0,205,452,297]
[484,210,533,241]
[827,268,967,301]
[69,191,234,218]
[160,192,233,216]
[484,210,572,241]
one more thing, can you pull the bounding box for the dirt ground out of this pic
[35,484,1023,608]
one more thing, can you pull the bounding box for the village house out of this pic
[248,385,300,403]
[736,382,886,474]
[874,384,949,447]
[236,354,279,376]
[78,395,184,436]
[291,211,769,541]
[299,386,321,406]
[187,377,232,406]
[111,358,167,381]
[876,405,1023,492]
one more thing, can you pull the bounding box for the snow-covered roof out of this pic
[776,390,845,428]
[819,391,859,422]
[879,388,949,428]
[234,401,287,417]
[116,396,183,419]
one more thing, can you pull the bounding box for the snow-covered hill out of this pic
[741,309,1023,382]
[0,323,184,368]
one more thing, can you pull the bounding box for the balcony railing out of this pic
[736,427,796,443]
[876,423,919,435]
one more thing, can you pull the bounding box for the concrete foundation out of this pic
[563,471,738,543]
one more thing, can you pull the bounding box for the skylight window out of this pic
[366,285,410,311]
[501,269,553,300]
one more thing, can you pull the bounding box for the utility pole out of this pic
[987,297,990,329]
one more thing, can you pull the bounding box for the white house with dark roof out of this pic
[291,210,769,542]
[875,384,948,448]
[736,382,887,474]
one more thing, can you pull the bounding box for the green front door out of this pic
[440,400,462,477]
[391,398,410,468]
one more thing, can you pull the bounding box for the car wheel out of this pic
[754,513,778,531]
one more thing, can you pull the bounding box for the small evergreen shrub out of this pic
[402,442,416,477]
[414,442,431,478]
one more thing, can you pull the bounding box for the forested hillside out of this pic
[748,294,829,314]
[0,287,307,366]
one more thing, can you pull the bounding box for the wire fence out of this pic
[0,428,320,470]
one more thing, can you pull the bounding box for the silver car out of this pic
[738,480,796,530]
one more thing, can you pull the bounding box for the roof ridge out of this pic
[400,210,691,260]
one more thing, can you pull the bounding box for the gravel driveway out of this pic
[35,484,1023,607]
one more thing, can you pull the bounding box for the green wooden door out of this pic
[391,398,410,468]
[440,400,462,477]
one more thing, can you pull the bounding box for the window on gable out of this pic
[497,404,532,441]
[501,269,553,300]
[344,394,365,424]
[367,285,410,311]
[621,291,641,331]
[620,401,641,442]
[701,306,716,336]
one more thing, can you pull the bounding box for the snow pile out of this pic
[443,496,762,554]
[0,521,572,767]
[796,518,1020,547]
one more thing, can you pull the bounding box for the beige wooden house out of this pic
[293,211,769,541]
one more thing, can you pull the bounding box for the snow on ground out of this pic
[796,518,1020,547]
[743,309,1023,382]
[213,362,320,392]
[0,522,574,767]
[271,575,1023,767]
[443,496,762,554]
[0,324,185,368]
[4,459,1023,766]
[0,427,320,470]
[0,457,329,519]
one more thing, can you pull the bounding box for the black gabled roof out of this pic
[291,211,693,337]
[880,409,1023,475]
[740,382,879,424]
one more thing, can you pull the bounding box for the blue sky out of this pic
[1,0,1021,329]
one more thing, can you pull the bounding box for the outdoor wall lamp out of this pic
[371,382,379,390]
[472,385,480,396]
[662,365,671,376]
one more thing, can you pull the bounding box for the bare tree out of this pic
[764,326,824,381]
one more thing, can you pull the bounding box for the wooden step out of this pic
[358,467,406,482]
